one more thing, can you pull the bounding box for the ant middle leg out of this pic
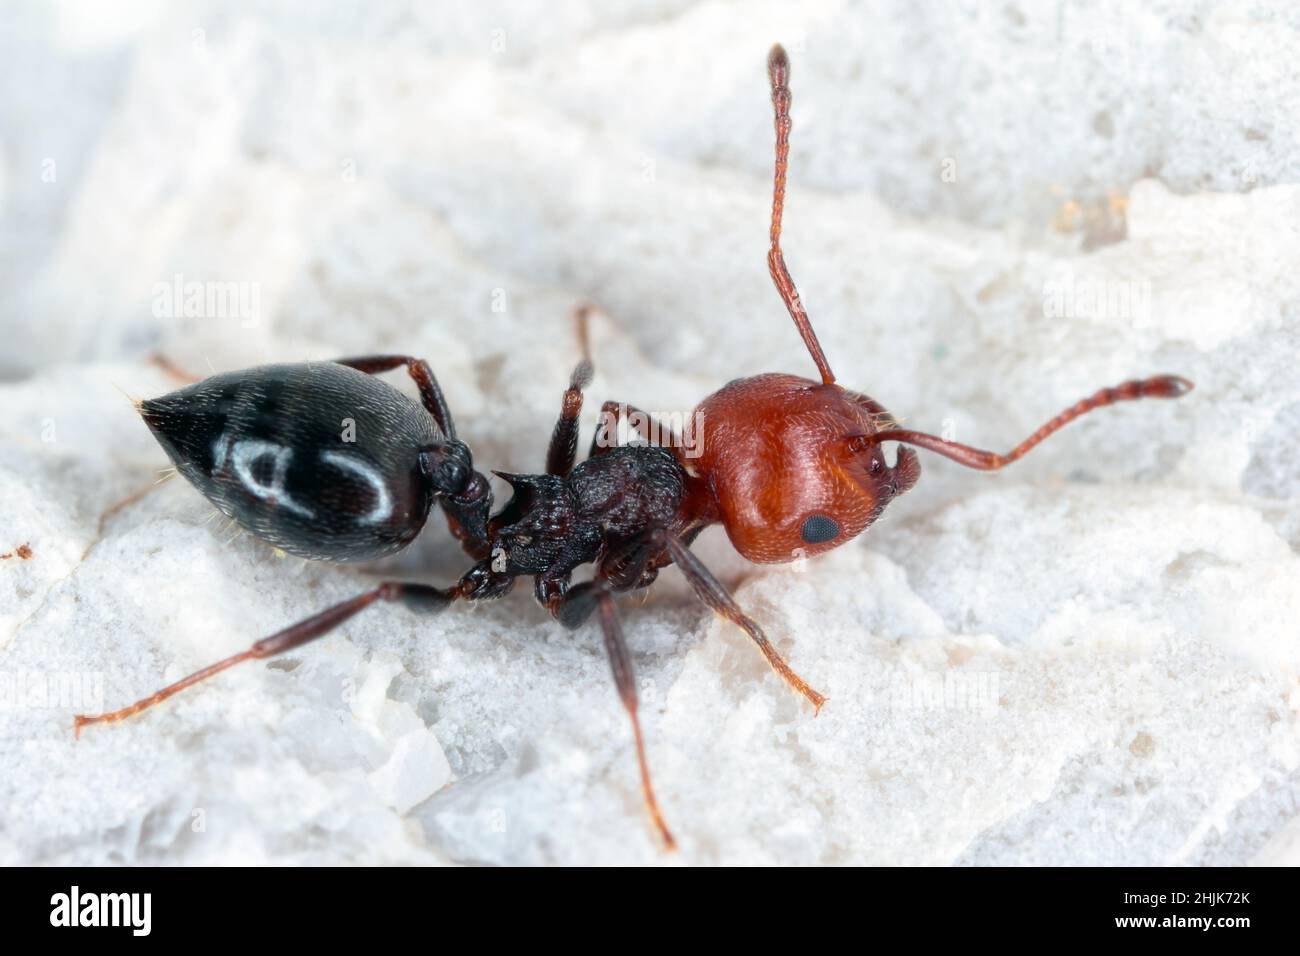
[75,579,469,737]
[592,592,676,850]
[546,529,675,849]
[665,537,826,713]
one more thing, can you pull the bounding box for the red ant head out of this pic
[680,46,919,564]
[692,374,919,564]
[677,45,1192,569]
[713,44,1193,570]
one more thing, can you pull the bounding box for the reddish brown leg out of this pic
[595,592,675,850]
[565,304,679,462]
[545,304,599,477]
[863,375,1194,469]
[665,537,826,714]
[334,355,457,439]
[335,355,492,559]
[543,530,674,848]
[148,352,203,384]
[82,478,170,560]
[545,360,593,477]
[588,401,682,459]
[75,580,466,737]
[572,302,595,366]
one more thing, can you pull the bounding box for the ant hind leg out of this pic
[545,303,601,477]
[333,354,457,439]
[75,580,467,737]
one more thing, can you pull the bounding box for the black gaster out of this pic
[140,362,442,562]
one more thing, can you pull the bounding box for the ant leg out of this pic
[148,352,203,384]
[545,304,599,477]
[587,402,682,459]
[550,569,675,849]
[543,527,674,845]
[572,302,595,365]
[334,354,492,558]
[589,401,642,459]
[545,360,593,477]
[439,479,493,562]
[82,476,174,561]
[665,537,826,714]
[594,592,676,850]
[600,528,668,591]
[75,580,468,737]
[333,355,457,439]
[546,527,665,621]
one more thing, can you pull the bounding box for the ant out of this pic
[76,45,1192,850]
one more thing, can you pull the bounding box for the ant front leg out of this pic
[75,579,469,736]
[665,537,826,714]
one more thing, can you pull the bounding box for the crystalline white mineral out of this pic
[1,1,1297,865]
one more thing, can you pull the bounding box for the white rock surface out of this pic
[1,0,1298,865]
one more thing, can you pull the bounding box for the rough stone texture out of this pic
[0,0,1297,865]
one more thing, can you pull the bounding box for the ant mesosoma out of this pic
[77,45,1192,850]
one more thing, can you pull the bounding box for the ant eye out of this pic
[869,456,883,474]
[800,514,840,544]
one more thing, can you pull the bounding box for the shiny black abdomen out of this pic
[141,363,442,562]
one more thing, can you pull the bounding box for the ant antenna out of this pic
[856,375,1193,469]
[767,44,836,386]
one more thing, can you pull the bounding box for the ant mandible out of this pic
[77,45,1192,850]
